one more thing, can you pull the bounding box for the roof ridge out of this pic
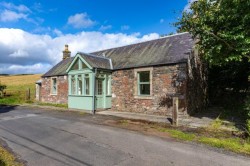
[90,32,190,53]
[78,52,111,60]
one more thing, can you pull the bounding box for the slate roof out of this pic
[42,32,194,77]
[78,52,112,70]
[91,32,194,69]
[42,57,73,77]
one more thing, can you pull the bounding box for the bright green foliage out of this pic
[176,0,250,66]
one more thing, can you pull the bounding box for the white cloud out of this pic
[53,29,63,36]
[99,25,112,31]
[0,10,27,22]
[0,63,51,75]
[121,25,130,31]
[67,13,96,29]
[0,28,160,74]
[0,2,31,13]
[9,49,29,58]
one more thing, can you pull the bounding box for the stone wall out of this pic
[111,65,188,116]
[40,76,68,104]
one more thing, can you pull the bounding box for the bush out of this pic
[245,96,250,135]
[0,82,7,97]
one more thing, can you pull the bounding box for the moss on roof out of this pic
[91,32,194,69]
[43,33,194,77]
[42,57,73,77]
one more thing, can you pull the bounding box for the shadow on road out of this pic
[0,105,18,114]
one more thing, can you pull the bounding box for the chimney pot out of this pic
[63,44,71,60]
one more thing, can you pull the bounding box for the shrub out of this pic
[245,96,250,135]
[0,82,7,97]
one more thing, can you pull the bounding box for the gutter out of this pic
[92,68,97,114]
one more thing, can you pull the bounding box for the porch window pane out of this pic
[71,76,76,95]
[96,79,103,95]
[77,75,82,95]
[85,75,90,95]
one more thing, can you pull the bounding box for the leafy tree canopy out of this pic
[176,0,250,66]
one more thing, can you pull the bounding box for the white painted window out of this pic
[77,75,82,95]
[85,74,90,95]
[106,75,111,95]
[71,75,76,95]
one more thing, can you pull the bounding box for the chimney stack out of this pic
[63,44,71,60]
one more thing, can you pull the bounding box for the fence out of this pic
[3,88,35,102]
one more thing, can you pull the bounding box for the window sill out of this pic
[68,95,92,97]
[134,95,153,100]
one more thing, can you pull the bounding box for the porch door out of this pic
[95,78,104,108]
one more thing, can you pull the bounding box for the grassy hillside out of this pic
[0,74,42,104]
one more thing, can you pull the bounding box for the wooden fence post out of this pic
[26,88,30,101]
[172,97,179,126]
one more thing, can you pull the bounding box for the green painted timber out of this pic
[67,56,112,110]
[68,95,93,111]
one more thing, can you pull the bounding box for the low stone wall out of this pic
[111,64,188,116]
[40,76,68,104]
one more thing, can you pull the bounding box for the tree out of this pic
[176,0,250,66]
[176,0,250,131]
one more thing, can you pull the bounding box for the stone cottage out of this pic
[36,32,207,116]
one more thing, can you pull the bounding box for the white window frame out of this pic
[106,75,111,96]
[84,74,90,95]
[77,75,83,95]
[71,75,76,95]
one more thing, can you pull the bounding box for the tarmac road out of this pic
[0,105,250,166]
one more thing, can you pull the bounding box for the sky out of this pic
[0,0,192,74]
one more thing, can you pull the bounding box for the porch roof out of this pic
[78,52,112,70]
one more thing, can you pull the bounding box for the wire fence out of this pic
[3,88,35,102]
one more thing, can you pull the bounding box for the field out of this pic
[0,74,42,104]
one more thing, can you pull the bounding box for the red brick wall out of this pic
[41,76,68,104]
[111,65,188,116]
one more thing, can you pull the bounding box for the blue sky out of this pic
[0,0,191,74]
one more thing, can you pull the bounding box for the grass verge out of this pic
[0,145,23,166]
[37,102,68,108]
[115,119,250,155]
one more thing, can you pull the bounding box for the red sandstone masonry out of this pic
[41,76,68,104]
[111,65,188,116]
